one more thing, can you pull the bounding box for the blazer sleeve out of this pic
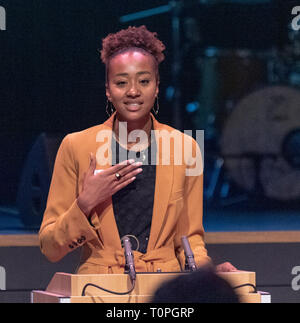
[174,138,211,269]
[39,134,99,263]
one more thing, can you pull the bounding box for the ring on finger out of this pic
[115,172,122,181]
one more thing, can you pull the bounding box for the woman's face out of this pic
[106,50,159,124]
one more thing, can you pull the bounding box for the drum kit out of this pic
[120,1,300,204]
[190,26,300,204]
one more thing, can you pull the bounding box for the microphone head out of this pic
[122,236,133,255]
[121,236,136,282]
[181,236,193,257]
[181,236,197,272]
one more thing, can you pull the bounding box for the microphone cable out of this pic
[81,278,135,296]
[233,283,257,293]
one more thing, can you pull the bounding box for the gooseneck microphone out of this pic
[181,236,197,272]
[81,235,137,296]
[122,236,136,283]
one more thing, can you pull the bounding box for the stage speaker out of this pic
[16,133,64,228]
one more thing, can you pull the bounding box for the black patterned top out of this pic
[111,134,156,254]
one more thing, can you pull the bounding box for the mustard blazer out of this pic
[39,113,210,274]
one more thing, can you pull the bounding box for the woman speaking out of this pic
[39,25,233,274]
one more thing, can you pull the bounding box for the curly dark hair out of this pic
[100,25,166,65]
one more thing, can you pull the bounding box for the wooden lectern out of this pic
[32,270,270,303]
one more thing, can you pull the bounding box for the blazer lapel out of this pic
[89,114,122,250]
[147,117,174,251]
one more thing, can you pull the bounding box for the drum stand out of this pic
[204,155,249,207]
[119,1,205,131]
[204,153,278,207]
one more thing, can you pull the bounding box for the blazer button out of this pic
[77,236,86,244]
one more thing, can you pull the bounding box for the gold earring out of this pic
[106,100,115,117]
[152,97,159,115]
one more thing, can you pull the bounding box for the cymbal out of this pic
[221,85,300,200]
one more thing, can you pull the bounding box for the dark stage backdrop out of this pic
[0,0,292,206]
[0,0,175,206]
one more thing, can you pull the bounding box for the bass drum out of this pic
[220,85,300,201]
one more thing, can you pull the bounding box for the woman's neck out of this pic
[113,114,152,151]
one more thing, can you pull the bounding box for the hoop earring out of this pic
[106,100,115,117]
[152,96,159,115]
